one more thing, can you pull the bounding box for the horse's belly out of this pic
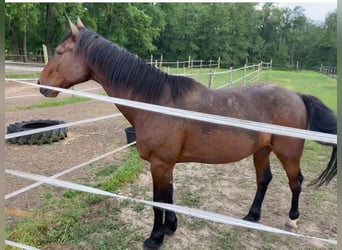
[178,126,263,164]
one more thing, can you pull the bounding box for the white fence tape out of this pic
[5,113,122,140]
[6,79,337,144]
[5,240,40,250]
[5,169,337,245]
[5,142,135,200]
[5,86,102,100]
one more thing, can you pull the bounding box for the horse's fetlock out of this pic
[164,215,178,235]
[289,210,300,220]
[243,211,260,222]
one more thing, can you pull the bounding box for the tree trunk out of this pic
[22,27,27,62]
[45,3,54,56]
[10,25,20,61]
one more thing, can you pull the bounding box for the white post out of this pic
[243,64,247,85]
[228,66,233,87]
[160,54,163,68]
[208,69,214,88]
[42,44,48,65]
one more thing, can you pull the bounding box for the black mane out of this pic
[76,28,195,103]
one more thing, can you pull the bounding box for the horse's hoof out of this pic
[285,218,299,230]
[143,239,162,250]
[143,232,164,250]
[243,213,260,222]
[164,216,178,235]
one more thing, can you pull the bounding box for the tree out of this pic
[5,3,39,61]
[84,3,161,57]
[4,3,336,69]
[41,3,86,56]
[155,3,203,60]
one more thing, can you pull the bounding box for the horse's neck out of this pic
[89,67,132,99]
[89,67,155,126]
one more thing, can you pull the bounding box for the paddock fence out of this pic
[148,56,272,88]
[320,64,337,78]
[4,61,336,249]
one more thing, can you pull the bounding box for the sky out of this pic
[273,2,337,23]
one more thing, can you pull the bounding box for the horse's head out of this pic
[38,18,90,97]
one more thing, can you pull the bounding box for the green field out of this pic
[5,69,337,249]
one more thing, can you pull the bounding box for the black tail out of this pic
[300,94,337,187]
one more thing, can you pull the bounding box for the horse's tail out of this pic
[300,94,337,187]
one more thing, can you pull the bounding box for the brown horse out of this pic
[38,18,337,249]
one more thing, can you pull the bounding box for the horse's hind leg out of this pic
[273,138,304,229]
[144,160,177,250]
[244,146,273,222]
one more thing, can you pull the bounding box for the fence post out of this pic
[150,54,153,65]
[191,59,194,73]
[42,44,48,65]
[270,59,273,70]
[160,54,163,68]
[217,57,221,69]
[188,56,191,69]
[228,66,233,87]
[243,64,247,85]
[208,69,214,88]
[257,63,261,81]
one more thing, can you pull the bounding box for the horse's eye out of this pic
[56,50,63,55]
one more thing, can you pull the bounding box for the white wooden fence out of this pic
[320,64,337,78]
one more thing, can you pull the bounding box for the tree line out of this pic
[5,2,336,69]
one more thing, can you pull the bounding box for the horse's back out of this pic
[183,83,306,125]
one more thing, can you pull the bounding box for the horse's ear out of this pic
[65,14,79,36]
[76,17,85,29]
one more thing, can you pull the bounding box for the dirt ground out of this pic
[4,78,337,249]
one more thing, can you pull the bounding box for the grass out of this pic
[6,73,40,79]
[5,148,144,249]
[259,70,337,111]
[167,66,259,89]
[6,96,92,111]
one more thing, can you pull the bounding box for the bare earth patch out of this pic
[5,80,337,249]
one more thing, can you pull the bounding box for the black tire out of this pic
[6,120,68,145]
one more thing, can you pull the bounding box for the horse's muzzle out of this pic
[38,80,59,97]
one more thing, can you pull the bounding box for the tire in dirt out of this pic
[6,120,68,145]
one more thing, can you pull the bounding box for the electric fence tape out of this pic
[5,169,337,245]
[6,79,337,145]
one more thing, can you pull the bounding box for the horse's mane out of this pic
[75,28,196,103]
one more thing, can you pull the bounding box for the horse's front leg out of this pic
[244,147,272,222]
[144,161,177,250]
